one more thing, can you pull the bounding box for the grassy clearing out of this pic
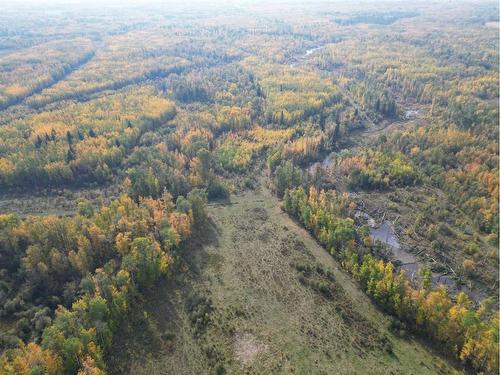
[108,182,461,375]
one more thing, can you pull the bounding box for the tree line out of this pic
[283,185,498,374]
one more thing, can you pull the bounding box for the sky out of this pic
[0,0,261,12]
[3,0,260,5]
[1,0,489,13]
[1,0,385,7]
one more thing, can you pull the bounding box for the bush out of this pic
[0,332,21,350]
[207,180,230,200]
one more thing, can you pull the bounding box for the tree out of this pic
[67,146,76,162]
[333,123,340,142]
[35,135,43,148]
[275,161,302,198]
[420,267,432,291]
[76,199,94,218]
[187,189,207,225]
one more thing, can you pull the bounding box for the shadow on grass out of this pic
[107,216,220,375]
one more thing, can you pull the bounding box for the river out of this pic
[299,49,480,302]
[290,45,327,68]
[303,46,324,57]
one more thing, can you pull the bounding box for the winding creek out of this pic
[290,45,327,67]
[298,44,481,303]
[307,150,480,300]
[307,152,481,302]
[303,46,325,57]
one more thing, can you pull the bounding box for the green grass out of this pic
[108,182,462,375]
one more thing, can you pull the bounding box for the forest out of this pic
[0,1,498,374]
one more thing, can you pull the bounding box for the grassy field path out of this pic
[109,182,461,375]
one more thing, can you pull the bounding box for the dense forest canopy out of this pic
[0,0,498,374]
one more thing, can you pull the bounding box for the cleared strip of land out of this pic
[109,182,460,375]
